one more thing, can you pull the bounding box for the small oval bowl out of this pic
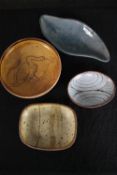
[19,103,77,151]
[67,71,116,109]
[0,38,62,99]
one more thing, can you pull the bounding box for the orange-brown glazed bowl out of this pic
[0,38,62,99]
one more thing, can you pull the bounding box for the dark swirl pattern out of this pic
[68,71,115,108]
[7,56,49,87]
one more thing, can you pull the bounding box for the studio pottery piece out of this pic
[40,15,110,62]
[19,103,77,151]
[68,71,115,108]
[0,38,61,99]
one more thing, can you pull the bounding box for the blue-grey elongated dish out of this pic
[40,15,110,62]
[67,71,116,108]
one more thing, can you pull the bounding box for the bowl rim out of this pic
[0,37,62,99]
[67,70,116,109]
[19,103,78,151]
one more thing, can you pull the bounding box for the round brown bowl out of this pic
[0,38,62,99]
[19,103,77,151]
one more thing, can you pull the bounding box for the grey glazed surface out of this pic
[40,15,110,62]
[68,71,115,108]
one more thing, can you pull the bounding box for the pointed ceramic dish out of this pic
[0,38,62,99]
[19,103,77,151]
[40,15,110,62]
[68,71,116,108]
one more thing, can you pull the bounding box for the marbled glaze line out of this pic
[35,107,41,147]
[49,106,56,147]
[68,71,115,108]
[72,73,106,91]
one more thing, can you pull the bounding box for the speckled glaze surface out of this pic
[19,103,77,151]
[40,15,110,62]
[0,38,61,99]
[68,71,116,108]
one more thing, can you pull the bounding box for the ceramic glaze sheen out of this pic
[19,104,77,151]
[0,38,61,99]
[40,15,110,62]
[68,71,115,108]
